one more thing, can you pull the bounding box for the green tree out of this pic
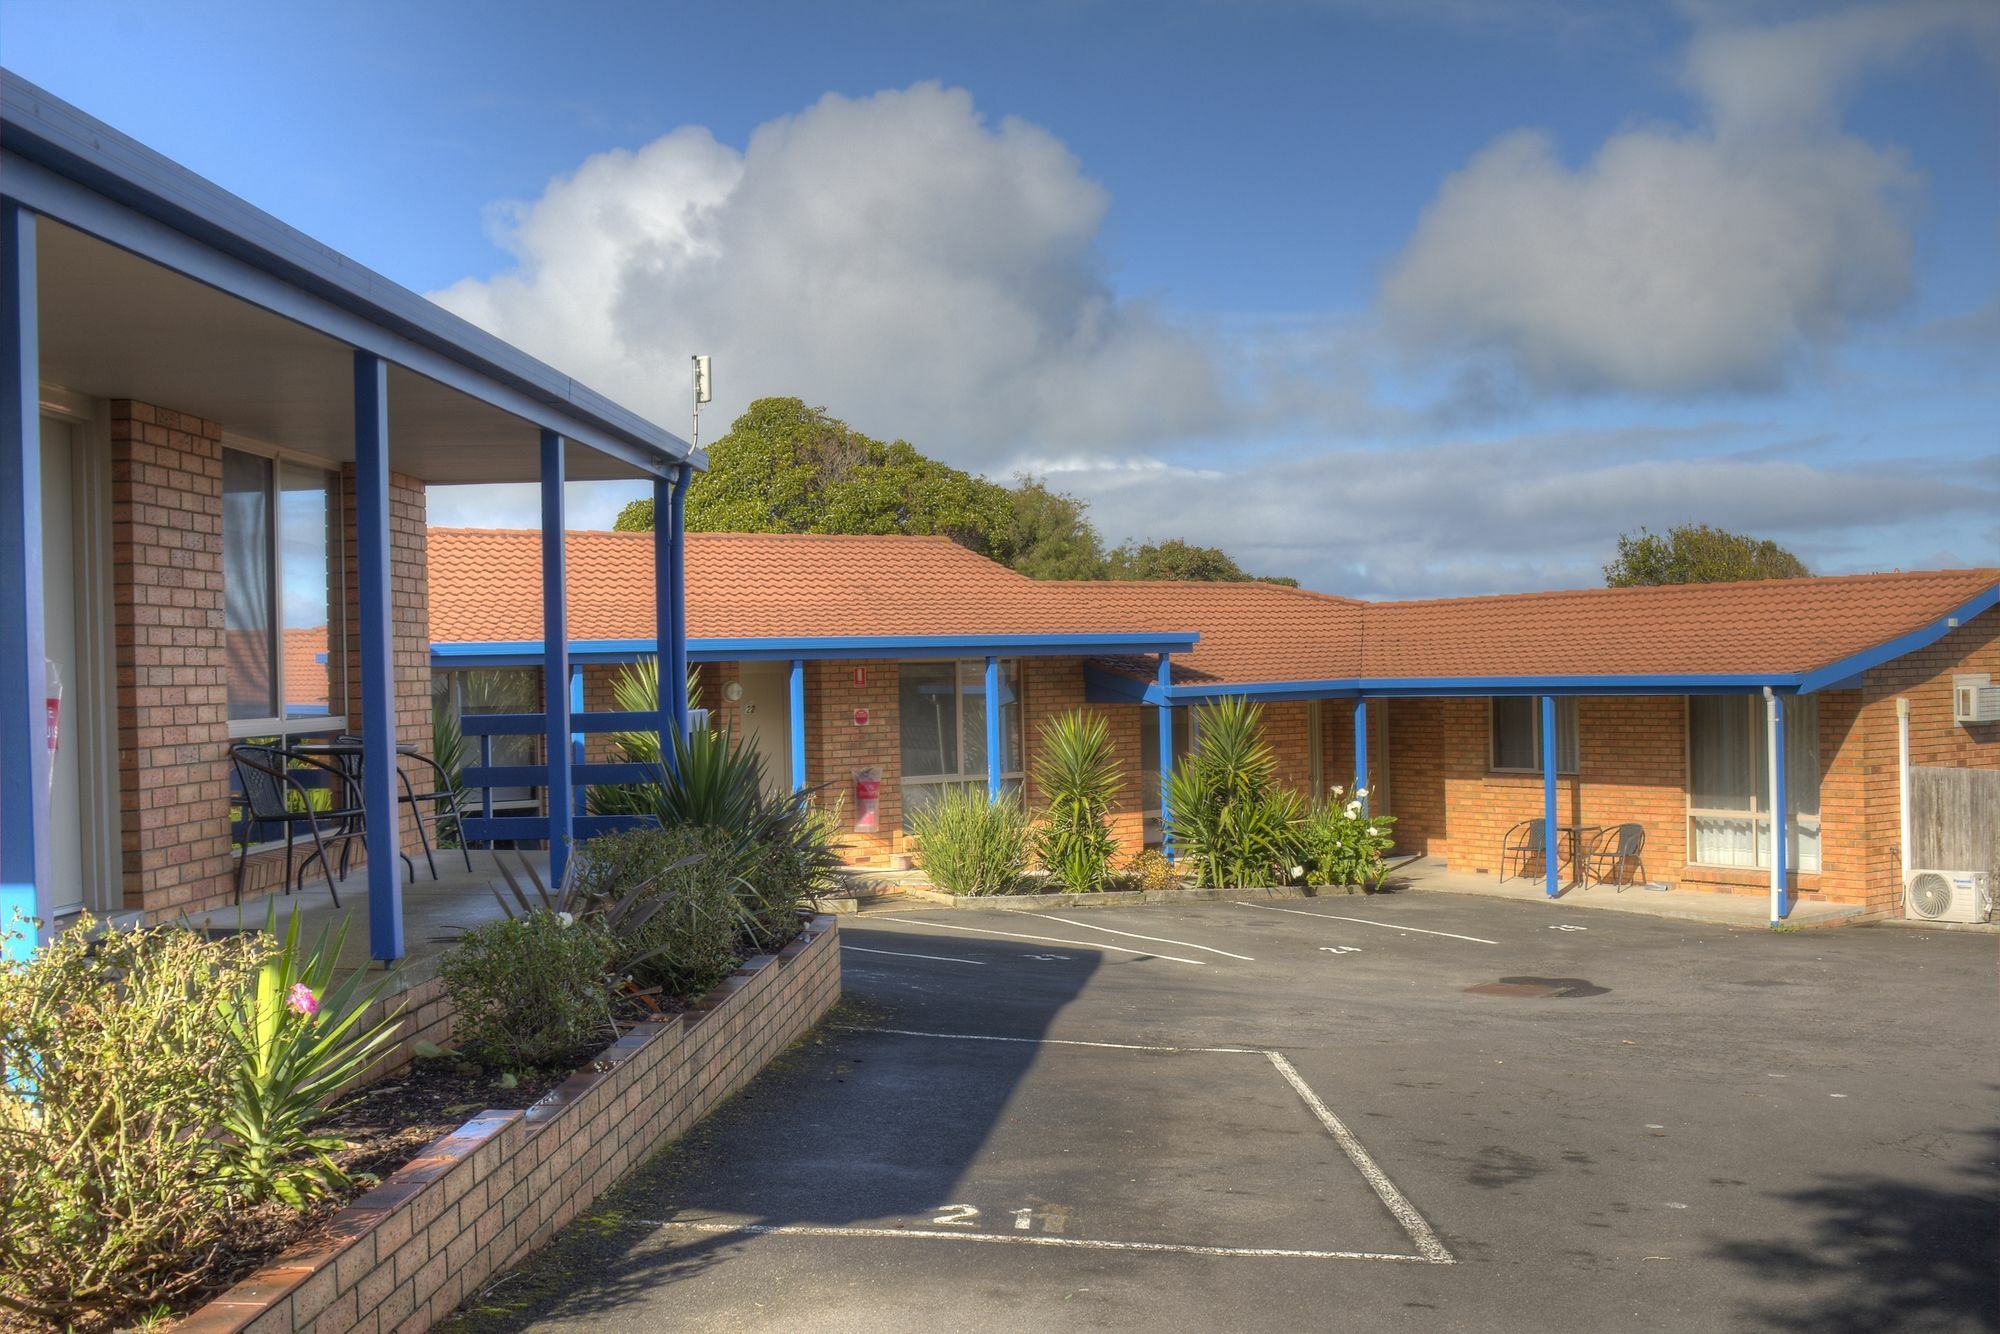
[611,397,1013,556]
[1604,524,1811,587]
[1104,538,1296,586]
[1008,475,1107,579]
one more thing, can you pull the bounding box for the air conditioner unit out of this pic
[1952,679,2000,724]
[1904,869,1994,924]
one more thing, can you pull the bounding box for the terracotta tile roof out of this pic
[1357,569,1999,681]
[427,528,1996,686]
[427,529,1192,643]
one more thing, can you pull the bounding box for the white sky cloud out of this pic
[1378,0,1997,395]
[431,82,1223,462]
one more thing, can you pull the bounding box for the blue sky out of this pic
[7,0,1997,596]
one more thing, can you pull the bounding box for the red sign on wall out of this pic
[852,667,867,688]
[853,707,870,727]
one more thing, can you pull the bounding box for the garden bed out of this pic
[895,882,1374,910]
[176,915,840,1334]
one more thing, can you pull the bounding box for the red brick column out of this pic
[108,401,234,913]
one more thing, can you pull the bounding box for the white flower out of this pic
[1290,865,1305,880]
[1344,801,1361,818]
[1331,785,1345,797]
[1355,787,1369,799]
[1366,826,1378,838]
[555,911,575,928]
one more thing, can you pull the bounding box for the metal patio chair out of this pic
[1499,817,1553,884]
[230,744,363,906]
[331,735,472,880]
[1582,823,1647,890]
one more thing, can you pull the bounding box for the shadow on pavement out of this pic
[1709,1121,2000,1333]
[444,934,1105,1330]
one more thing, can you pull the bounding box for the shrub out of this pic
[1165,696,1304,888]
[1295,790,1398,892]
[220,908,403,1206]
[734,793,844,949]
[1029,712,1122,894]
[1122,848,1180,893]
[568,825,743,1000]
[440,911,616,1072]
[0,917,263,1325]
[908,788,1032,896]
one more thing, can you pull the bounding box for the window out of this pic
[224,447,346,735]
[899,660,1023,825]
[1688,694,1820,873]
[1490,697,1578,773]
[1140,704,1194,847]
[433,669,544,809]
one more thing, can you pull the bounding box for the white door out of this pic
[734,662,793,799]
[41,416,87,916]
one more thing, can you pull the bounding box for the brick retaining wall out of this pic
[182,916,842,1334]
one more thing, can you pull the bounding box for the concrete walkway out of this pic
[1384,855,1865,929]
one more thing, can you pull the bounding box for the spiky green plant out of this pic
[1031,711,1122,893]
[1165,696,1303,889]
[908,788,1032,896]
[218,907,404,1206]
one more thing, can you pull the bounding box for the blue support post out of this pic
[1158,654,1175,863]
[668,463,691,737]
[353,352,403,962]
[1769,688,1790,925]
[789,658,807,793]
[985,655,1003,802]
[652,474,677,771]
[540,430,573,883]
[1353,697,1369,816]
[1541,694,1559,900]
[0,204,46,957]
[569,665,585,817]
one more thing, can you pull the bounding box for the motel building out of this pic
[427,528,2000,925]
[3,68,1996,972]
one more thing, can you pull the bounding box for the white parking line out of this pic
[873,917,1208,965]
[828,1024,1455,1265]
[1265,1052,1454,1264]
[1016,913,1255,961]
[833,1024,1262,1055]
[645,1219,1436,1263]
[843,945,987,966]
[1234,901,1498,945]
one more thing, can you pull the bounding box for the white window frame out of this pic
[222,437,348,740]
[1489,697,1578,775]
[898,659,1025,818]
[1686,694,1821,874]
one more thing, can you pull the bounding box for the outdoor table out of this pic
[1555,823,1603,887]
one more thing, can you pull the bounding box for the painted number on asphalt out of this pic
[1320,946,1363,955]
[932,1204,979,1227]
[1550,925,1589,932]
[1024,953,1073,961]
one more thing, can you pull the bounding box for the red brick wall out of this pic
[1019,658,1147,858]
[109,401,233,913]
[805,659,902,861]
[339,466,433,855]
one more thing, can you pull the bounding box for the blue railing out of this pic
[458,711,664,844]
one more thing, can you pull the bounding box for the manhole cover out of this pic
[1464,976,1608,999]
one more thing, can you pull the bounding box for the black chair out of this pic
[1500,818,1556,884]
[1582,823,1647,890]
[230,745,364,906]
[397,748,475,876]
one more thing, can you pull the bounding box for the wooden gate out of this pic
[1910,766,2000,879]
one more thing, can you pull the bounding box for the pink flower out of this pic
[286,983,320,1017]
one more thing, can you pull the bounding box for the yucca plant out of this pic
[908,788,1032,896]
[1165,696,1304,889]
[1031,711,1122,893]
[219,907,404,1206]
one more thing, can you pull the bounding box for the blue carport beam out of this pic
[789,659,807,793]
[985,655,1003,802]
[541,430,573,883]
[1542,694,1559,900]
[354,352,404,962]
[0,203,47,957]
[1158,654,1176,863]
[1353,698,1369,815]
[652,474,677,771]
[1768,688,1790,925]
[669,464,692,737]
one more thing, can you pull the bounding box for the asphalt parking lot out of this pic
[446,892,1999,1333]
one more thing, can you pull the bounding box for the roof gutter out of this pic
[434,631,1201,669]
